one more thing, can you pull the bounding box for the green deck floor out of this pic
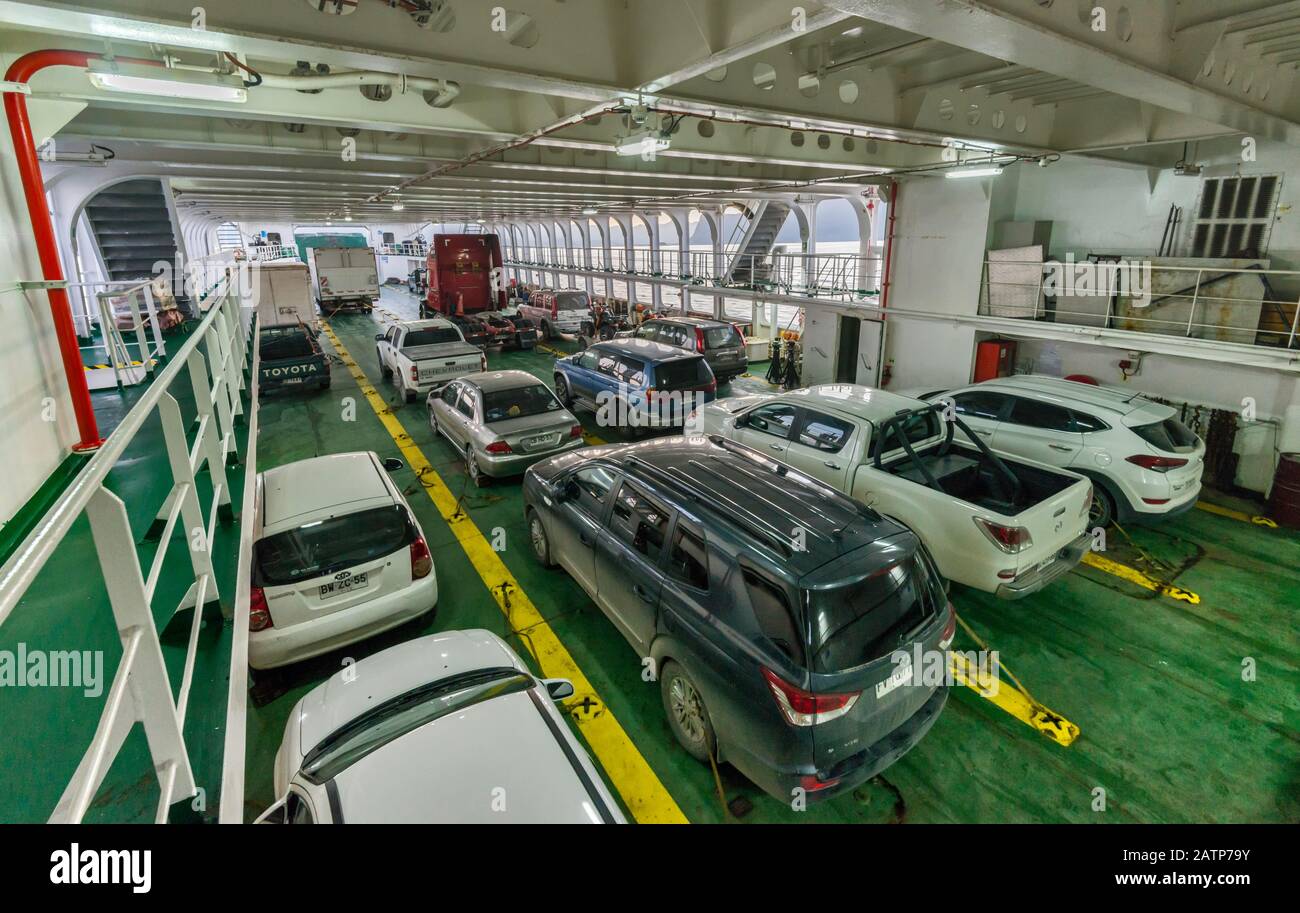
[4,285,1298,823]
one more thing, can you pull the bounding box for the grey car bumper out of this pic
[995,531,1092,599]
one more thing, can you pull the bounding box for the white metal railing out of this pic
[377,242,428,258]
[979,258,1300,349]
[0,264,252,823]
[509,245,883,299]
[246,244,300,262]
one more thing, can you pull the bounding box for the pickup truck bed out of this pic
[259,327,329,393]
[886,445,1076,515]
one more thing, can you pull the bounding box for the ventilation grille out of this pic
[1189,174,1281,259]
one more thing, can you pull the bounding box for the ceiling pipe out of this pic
[257,70,461,107]
[3,49,165,452]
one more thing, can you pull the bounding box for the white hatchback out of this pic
[258,629,625,823]
[249,451,438,669]
[924,375,1206,526]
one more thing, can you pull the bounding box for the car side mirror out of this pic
[252,796,288,824]
[555,478,580,503]
[542,678,575,701]
[382,457,404,472]
[375,333,385,341]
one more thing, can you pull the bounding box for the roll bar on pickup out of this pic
[872,403,1023,501]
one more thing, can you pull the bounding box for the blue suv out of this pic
[553,339,716,432]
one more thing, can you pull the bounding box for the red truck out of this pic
[419,234,536,350]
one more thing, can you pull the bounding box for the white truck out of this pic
[375,318,487,403]
[254,260,316,330]
[697,384,1093,598]
[310,246,379,314]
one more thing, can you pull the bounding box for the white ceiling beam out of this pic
[825,0,1300,142]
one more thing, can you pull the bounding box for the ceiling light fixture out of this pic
[614,129,670,157]
[391,200,405,211]
[944,166,1004,179]
[581,207,598,215]
[87,60,247,103]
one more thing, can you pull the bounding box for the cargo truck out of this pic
[310,246,379,314]
[420,234,536,351]
[253,260,329,394]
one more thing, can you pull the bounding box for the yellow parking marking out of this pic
[1081,552,1201,604]
[320,321,687,824]
[1195,501,1278,528]
[948,652,1079,746]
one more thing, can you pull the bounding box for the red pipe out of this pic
[4,51,163,452]
[880,181,899,311]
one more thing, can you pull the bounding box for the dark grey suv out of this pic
[522,434,954,802]
[625,316,748,384]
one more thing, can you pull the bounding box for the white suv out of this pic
[923,375,1205,527]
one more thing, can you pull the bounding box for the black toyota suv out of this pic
[625,316,749,385]
[522,434,954,802]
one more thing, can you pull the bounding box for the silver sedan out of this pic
[427,370,586,486]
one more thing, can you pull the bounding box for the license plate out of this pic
[523,433,559,450]
[283,377,304,385]
[319,572,368,599]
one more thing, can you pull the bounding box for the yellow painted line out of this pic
[1080,552,1201,604]
[949,652,1079,747]
[320,321,687,824]
[1195,500,1278,528]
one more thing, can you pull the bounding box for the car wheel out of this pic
[429,409,439,437]
[660,662,717,764]
[1089,485,1116,528]
[379,351,393,380]
[404,385,416,404]
[527,508,555,568]
[466,447,489,487]
[555,376,574,409]
[542,321,553,340]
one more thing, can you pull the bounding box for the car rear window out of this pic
[555,291,590,310]
[255,505,413,586]
[1132,417,1198,452]
[805,551,943,673]
[876,410,941,456]
[652,357,712,389]
[703,324,742,349]
[481,383,564,423]
[404,327,462,347]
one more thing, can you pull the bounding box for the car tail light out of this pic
[1079,484,1093,518]
[761,667,859,727]
[485,440,513,454]
[249,586,273,632]
[695,326,706,352]
[938,609,956,650]
[568,424,583,438]
[1125,454,1188,473]
[973,517,1033,554]
[551,298,558,319]
[410,364,419,383]
[409,536,433,579]
[798,774,840,793]
[702,378,716,394]
[1141,497,1170,505]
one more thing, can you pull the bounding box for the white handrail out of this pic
[0,262,252,823]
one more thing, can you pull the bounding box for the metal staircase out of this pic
[85,179,190,313]
[725,200,791,287]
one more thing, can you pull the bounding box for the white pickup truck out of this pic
[697,384,1093,598]
[376,318,486,403]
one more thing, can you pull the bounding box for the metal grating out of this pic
[1189,174,1282,259]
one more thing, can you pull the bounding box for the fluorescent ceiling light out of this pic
[581,207,597,215]
[614,130,670,157]
[391,201,405,211]
[945,166,1003,179]
[87,60,247,103]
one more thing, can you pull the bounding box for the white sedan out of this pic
[257,629,626,824]
[249,451,437,669]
